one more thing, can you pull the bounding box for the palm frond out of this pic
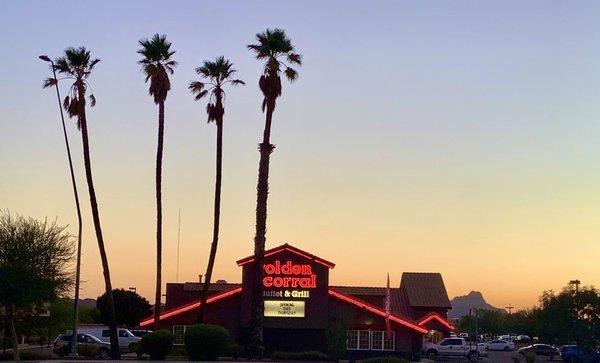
[63,96,70,110]
[89,94,96,107]
[194,90,208,101]
[230,79,245,86]
[42,77,57,89]
[284,67,298,82]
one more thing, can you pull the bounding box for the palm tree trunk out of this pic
[77,82,120,359]
[51,65,83,356]
[8,305,19,361]
[154,100,165,329]
[249,101,275,356]
[198,107,224,323]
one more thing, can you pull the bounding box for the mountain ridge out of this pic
[448,290,501,319]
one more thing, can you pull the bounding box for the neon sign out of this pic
[262,260,317,288]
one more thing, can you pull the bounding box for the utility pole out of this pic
[505,305,514,314]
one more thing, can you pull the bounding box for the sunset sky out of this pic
[2,1,600,310]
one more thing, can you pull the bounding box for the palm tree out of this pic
[53,47,120,359]
[40,54,84,357]
[189,56,244,323]
[137,34,177,328]
[246,28,301,354]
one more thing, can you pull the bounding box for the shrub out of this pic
[184,324,229,361]
[525,351,536,363]
[270,350,331,361]
[361,357,410,363]
[77,343,99,357]
[0,351,53,360]
[140,329,174,360]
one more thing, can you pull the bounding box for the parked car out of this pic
[487,339,515,351]
[515,335,531,343]
[77,325,140,351]
[561,345,600,363]
[423,337,479,362]
[130,329,152,338]
[477,343,489,357]
[519,344,561,358]
[53,333,111,358]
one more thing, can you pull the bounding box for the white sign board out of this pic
[264,300,305,318]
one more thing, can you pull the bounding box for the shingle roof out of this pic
[183,282,242,292]
[331,286,413,318]
[400,272,452,308]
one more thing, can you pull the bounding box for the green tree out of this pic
[96,289,152,328]
[0,212,74,360]
[137,34,177,329]
[189,56,244,323]
[53,46,120,359]
[246,28,302,355]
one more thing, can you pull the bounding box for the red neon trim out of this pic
[328,289,428,334]
[139,287,242,327]
[417,313,455,330]
[236,245,335,269]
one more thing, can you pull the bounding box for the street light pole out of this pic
[569,279,581,361]
[39,55,83,357]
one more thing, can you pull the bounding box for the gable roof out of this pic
[236,243,335,269]
[417,312,455,330]
[139,287,242,328]
[400,272,452,308]
[331,286,414,318]
[328,288,428,334]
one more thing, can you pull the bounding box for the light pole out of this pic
[569,279,581,360]
[39,54,83,357]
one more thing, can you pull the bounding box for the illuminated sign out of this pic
[264,300,305,318]
[263,290,310,298]
[262,260,317,288]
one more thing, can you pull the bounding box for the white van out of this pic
[77,325,140,351]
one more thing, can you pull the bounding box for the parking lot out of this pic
[431,350,562,363]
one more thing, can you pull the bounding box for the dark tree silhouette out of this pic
[53,47,120,359]
[97,289,152,328]
[246,29,301,355]
[137,34,177,329]
[189,56,244,323]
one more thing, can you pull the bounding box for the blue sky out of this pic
[2,1,600,307]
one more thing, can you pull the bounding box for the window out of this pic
[118,330,129,338]
[173,325,189,346]
[102,330,110,337]
[347,330,395,351]
[371,331,395,351]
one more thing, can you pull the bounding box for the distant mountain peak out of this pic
[448,290,500,319]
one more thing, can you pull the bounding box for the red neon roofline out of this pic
[236,245,335,269]
[139,287,242,328]
[328,289,428,334]
[417,312,455,330]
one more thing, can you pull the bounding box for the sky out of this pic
[2,0,600,310]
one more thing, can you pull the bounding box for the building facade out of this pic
[140,244,454,359]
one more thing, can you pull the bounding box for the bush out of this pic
[184,324,229,361]
[140,329,174,360]
[361,357,410,363]
[525,351,536,363]
[0,351,53,360]
[270,350,331,361]
[76,343,99,357]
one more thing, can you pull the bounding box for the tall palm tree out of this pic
[246,28,301,354]
[40,54,84,357]
[189,56,244,323]
[137,34,177,328]
[53,46,120,359]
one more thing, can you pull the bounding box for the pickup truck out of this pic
[424,337,480,361]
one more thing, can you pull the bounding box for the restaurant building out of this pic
[140,244,454,359]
